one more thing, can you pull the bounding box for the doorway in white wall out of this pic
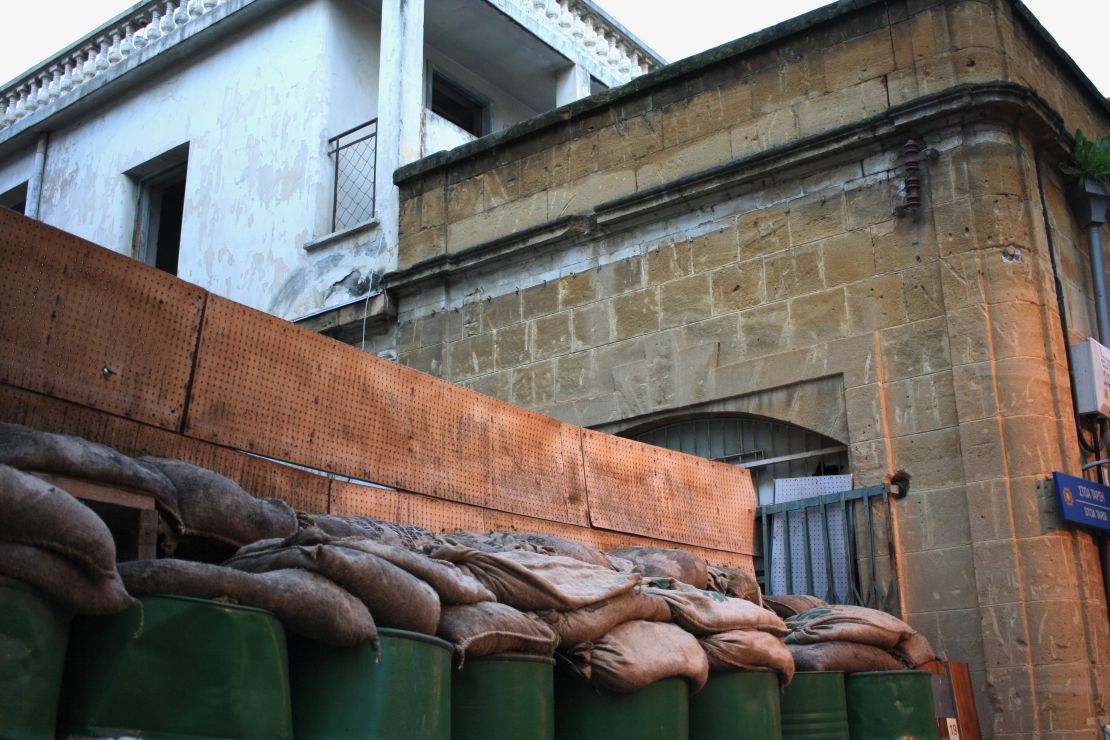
[128,144,189,276]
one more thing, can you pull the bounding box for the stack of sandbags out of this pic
[0,464,136,615]
[784,604,936,672]
[430,544,643,663]
[646,580,793,687]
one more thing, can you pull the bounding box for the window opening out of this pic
[128,145,189,276]
[429,70,489,137]
[0,182,28,215]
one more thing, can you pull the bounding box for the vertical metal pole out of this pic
[1089,224,1110,344]
[25,132,49,220]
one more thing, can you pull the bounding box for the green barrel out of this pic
[846,670,939,740]
[60,594,292,740]
[554,670,689,740]
[781,671,849,740]
[0,576,71,740]
[689,669,782,740]
[452,653,555,740]
[288,627,452,740]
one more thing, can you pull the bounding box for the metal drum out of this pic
[452,653,555,740]
[554,670,689,740]
[846,670,939,740]
[288,627,452,740]
[689,668,782,740]
[60,594,293,739]
[0,576,71,740]
[780,671,849,740]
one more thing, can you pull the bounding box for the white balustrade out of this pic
[1,0,648,135]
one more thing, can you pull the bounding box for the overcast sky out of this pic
[1,1,1107,95]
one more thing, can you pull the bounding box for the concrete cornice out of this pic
[385,81,1067,293]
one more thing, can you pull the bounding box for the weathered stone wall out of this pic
[383,1,1110,736]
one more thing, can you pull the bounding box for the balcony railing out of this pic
[328,119,378,232]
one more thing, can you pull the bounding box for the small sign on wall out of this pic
[1052,472,1110,531]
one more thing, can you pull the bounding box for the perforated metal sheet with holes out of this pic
[0,211,206,430]
[327,480,754,569]
[0,383,330,513]
[184,297,586,524]
[581,429,756,553]
[769,475,853,596]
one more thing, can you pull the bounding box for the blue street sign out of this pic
[1053,472,1110,531]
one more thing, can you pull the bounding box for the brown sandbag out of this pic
[606,546,709,589]
[513,533,614,569]
[764,594,826,618]
[119,559,377,648]
[437,602,556,665]
[0,423,178,521]
[647,584,788,637]
[224,544,440,634]
[699,630,795,687]
[432,546,639,611]
[0,542,137,616]
[306,515,405,547]
[787,640,904,673]
[568,620,709,694]
[893,631,937,667]
[784,605,915,649]
[0,464,120,581]
[540,589,672,647]
[706,565,762,605]
[138,458,296,548]
[234,528,494,605]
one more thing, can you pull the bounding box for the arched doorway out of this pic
[624,414,850,506]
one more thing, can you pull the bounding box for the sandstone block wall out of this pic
[384,1,1110,736]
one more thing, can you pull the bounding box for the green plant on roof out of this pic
[1061,129,1110,190]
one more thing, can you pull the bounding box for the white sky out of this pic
[1,1,1107,95]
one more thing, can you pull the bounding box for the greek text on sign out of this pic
[1052,472,1110,532]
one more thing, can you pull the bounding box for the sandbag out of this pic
[0,542,137,616]
[698,630,795,687]
[706,565,762,605]
[0,423,178,519]
[119,559,377,648]
[0,464,120,581]
[567,620,709,694]
[606,546,708,588]
[437,602,556,665]
[138,458,296,549]
[764,594,826,618]
[647,584,788,637]
[787,641,904,673]
[894,631,937,667]
[234,528,494,605]
[224,543,440,634]
[540,589,671,647]
[513,533,614,569]
[784,605,915,649]
[306,515,405,547]
[432,546,639,611]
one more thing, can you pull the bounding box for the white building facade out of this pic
[0,0,661,320]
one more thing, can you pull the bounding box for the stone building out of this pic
[0,0,660,318]
[365,0,1110,735]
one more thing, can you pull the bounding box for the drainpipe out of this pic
[25,132,49,220]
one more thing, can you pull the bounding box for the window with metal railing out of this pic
[328,119,377,232]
